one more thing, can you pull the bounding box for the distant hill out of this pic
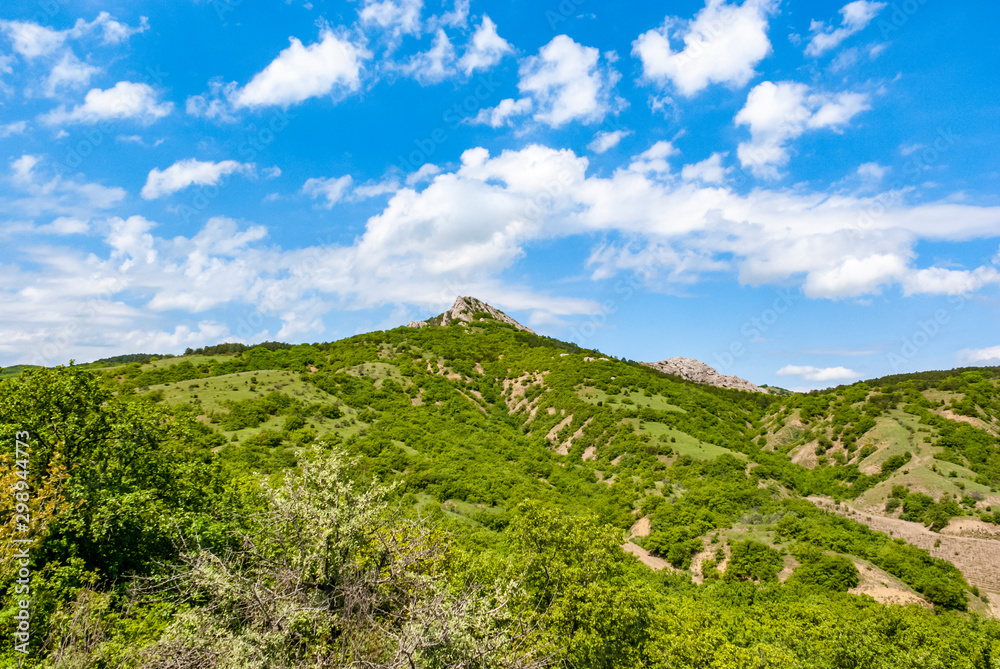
[3,300,1000,663]
[0,364,41,379]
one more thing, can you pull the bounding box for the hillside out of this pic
[3,304,1000,666]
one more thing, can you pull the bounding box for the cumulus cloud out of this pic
[458,15,512,75]
[5,154,126,218]
[0,121,28,138]
[776,365,861,381]
[0,13,147,59]
[302,175,354,207]
[230,30,368,108]
[405,163,441,186]
[587,129,631,154]
[6,141,1000,366]
[958,345,1000,366]
[401,29,456,84]
[856,162,887,181]
[518,35,622,128]
[633,0,777,96]
[681,152,729,184]
[44,52,100,96]
[42,81,174,125]
[806,1,886,56]
[468,97,533,128]
[141,159,255,200]
[359,0,423,38]
[736,81,871,177]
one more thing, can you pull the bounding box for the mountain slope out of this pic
[93,312,1000,608]
[5,312,1000,665]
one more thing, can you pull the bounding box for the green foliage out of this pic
[788,546,859,592]
[724,540,783,583]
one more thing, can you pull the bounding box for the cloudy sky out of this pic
[1,0,998,389]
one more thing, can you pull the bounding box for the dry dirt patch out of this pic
[810,496,1000,592]
[622,542,671,571]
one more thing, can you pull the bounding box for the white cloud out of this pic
[85,12,149,45]
[6,140,1000,366]
[0,13,147,60]
[5,154,126,218]
[359,0,423,38]
[776,365,861,381]
[856,162,886,181]
[0,20,67,58]
[587,129,631,154]
[902,266,1000,296]
[437,0,470,28]
[736,81,871,177]
[185,80,239,121]
[402,28,455,84]
[958,345,1000,366]
[231,30,368,108]
[0,120,28,137]
[141,159,255,200]
[806,1,886,56]
[681,152,729,184]
[352,179,400,200]
[628,141,678,174]
[42,81,173,125]
[468,97,532,127]
[457,15,512,75]
[518,35,622,128]
[633,0,777,97]
[302,175,354,207]
[44,52,100,96]
[405,163,441,186]
[38,216,89,235]
[803,253,908,298]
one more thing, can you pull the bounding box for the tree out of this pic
[139,447,546,669]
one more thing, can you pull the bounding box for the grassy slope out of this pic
[94,322,1000,604]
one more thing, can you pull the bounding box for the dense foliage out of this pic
[1,320,999,667]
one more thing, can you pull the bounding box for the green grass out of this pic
[147,369,367,441]
[624,418,744,461]
[578,387,685,413]
[341,361,409,388]
[856,414,916,470]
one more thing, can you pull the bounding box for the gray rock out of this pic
[641,356,763,393]
[408,296,535,334]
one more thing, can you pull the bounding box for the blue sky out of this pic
[1,0,998,389]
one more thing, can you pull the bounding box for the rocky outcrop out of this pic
[642,356,763,393]
[408,296,535,334]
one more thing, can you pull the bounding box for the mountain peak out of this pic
[408,296,535,334]
[642,356,763,393]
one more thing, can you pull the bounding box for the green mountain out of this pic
[2,297,1000,667]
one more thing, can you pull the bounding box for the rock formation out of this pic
[642,356,763,393]
[408,296,535,334]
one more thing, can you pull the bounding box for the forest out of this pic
[2,316,1000,667]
